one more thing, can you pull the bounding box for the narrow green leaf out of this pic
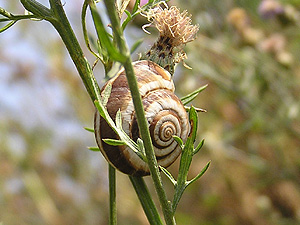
[160,166,177,186]
[173,135,184,149]
[81,1,102,61]
[94,100,118,138]
[101,83,112,107]
[106,62,121,79]
[172,106,199,213]
[96,38,109,62]
[137,138,146,158]
[121,10,132,30]
[21,0,52,18]
[186,161,210,187]
[84,127,95,133]
[172,136,194,212]
[115,109,123,129]
[0,20,17,33]
[95,99,144,159]
[130,38,143,54]
[95,100,109,122]
[193,139,204,155]
[188,106,198,142]
[103,138,126,146]
[89,0,126,63]
[85,57,102,101]
[184,106,207,113]
[181,84,208,105]
[0,7,12,18]
[132,0,140,14]
[95,102,144,161]
[115,110,146,161]
[88,146,100,151]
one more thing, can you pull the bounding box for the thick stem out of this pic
[103,0,175,224]
[47,0,99,101]
[129,177,163,225]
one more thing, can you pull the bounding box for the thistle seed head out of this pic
[148,6,199,48]
[142,6,199,74]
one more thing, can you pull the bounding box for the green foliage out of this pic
[84,127,95,133]
[181,84,208,106]
[0,7,41,32]
[88,146,100,151]
[102,139,126,146]
[88,0,127,63]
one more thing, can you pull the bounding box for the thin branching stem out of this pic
[109,165,117,225]
[0,7,40,21]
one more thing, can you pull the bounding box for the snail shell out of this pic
[94,60,190,176]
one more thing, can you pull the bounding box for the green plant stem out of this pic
[103,0,175,224]
[109,165,117,225]
[20,0,52,18]
[129,177,163,225]
[51,0,99,101]
[0,7,40,22]
[22,0,99,101]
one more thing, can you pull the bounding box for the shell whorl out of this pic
[94,60,190,176]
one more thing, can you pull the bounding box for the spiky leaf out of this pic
[181,84,208,105]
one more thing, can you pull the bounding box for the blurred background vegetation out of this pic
[0,0,300,224]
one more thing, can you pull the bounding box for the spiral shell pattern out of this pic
[94,60,190,176]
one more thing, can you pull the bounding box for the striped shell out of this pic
[94,60,190,176]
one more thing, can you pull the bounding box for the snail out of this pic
[94,6,198,176]
[94,60,190,176]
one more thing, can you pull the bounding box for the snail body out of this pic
[94,60,190,176]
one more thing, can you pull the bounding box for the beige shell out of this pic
[94,60,190,176]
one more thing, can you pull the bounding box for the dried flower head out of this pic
[147,6,199,47]
[142,6,199,74]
